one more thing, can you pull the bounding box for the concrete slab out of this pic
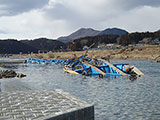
[0,90,94,120]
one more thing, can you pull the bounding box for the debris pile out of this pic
[155,55,160,63]
[26,55,144,80]
[0,70,26,79]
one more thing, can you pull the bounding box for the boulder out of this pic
[1,70,17,78]
[155,55,160,63]
[16,73,26,78]
[0,74,2,79]
[0,64,5,68]
[156,58,160,63]
[0,64,16,69]
[0,70,26,78]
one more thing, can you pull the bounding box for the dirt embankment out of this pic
[16,45,160,62]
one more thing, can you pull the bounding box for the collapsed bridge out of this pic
[26,55,144,80]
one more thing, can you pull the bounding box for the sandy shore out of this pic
[14,45,160,62]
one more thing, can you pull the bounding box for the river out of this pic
[0,58,160,120]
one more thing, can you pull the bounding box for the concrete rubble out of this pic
[0,70,26,79]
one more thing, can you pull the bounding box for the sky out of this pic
[0,0,160,39]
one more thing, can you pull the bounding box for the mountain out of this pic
[58,27,128,43]
[58,28,100,43]
[21,38,66,51]
[0,38,66,54]
[0,39,38,54]
[98,28,128,36]
[67,35,119,51]
[156,29,160,32]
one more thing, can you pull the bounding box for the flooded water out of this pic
[0,59,160,120]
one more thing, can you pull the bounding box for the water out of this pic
[0,59,160,120]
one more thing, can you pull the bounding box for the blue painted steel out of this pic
[26,56,130,77]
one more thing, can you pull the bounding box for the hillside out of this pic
[67,35,119,51]
[21,38,66,52]
[0,39,38,54]
[65,31,160,51]
[23,45,160,62]
[58,28,100,43]
[0,29,160,54]
[58,27,128,43]
[117,31,160,46]
[0,38,65,54]
[98,28,128,35]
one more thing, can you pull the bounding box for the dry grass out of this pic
[14,45,160,61]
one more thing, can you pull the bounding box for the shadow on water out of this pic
[0,60,160,120]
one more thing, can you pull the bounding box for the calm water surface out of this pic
[0,59,160,120]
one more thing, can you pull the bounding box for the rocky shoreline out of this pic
[0,70,26,79]
[13,45,160,62]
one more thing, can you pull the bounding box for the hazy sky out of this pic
[0,0,160,39]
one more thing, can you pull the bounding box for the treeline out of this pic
[67,35,119,51]
[0,31,160,54]
[21,38,66,52]
[0,39,38,54]
[117,31,160,46]
[67,31,160,50]
[0,38,66,54]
